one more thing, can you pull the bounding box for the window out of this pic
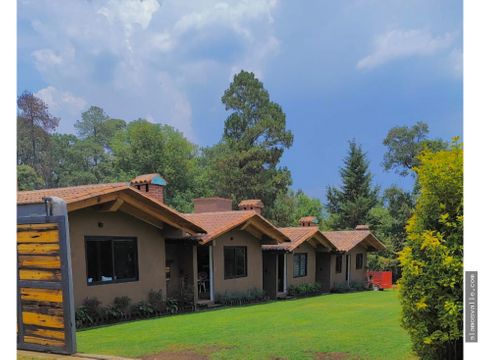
[293,253,307,277]
[85,237,138,285]
[224,246,247,279]
[335,255,343,273]
[356,253,364,269]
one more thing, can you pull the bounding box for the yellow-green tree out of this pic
[399,138,463,360]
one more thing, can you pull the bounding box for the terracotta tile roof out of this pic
[321,230,385,252]
[262,226,335,252]
[17,183,129,204]
[17,183,205,234]
[183,211,288,244]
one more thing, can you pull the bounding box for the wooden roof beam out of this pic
[98,198,124,212]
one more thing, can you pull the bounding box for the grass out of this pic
[77,290,415,360]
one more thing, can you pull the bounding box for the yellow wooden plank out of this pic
[18,255,61,269]
[21,288,63,303]
[17,223,58,231]
[22,312,64,329]
[17,243,60,255]
[23,335,65,347]
[19,269,62,281]
[25,328,65,340]
[17,230,59,244]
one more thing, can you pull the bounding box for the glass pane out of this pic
[235,247,246,276]
[294,254,300,277]
[301,254,306,276]
[113,240,137,280]
[224,247,235,278]
[86,240,113,283]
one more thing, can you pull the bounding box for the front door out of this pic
[345,254,351,284]
[262,252,278,299]
[197,245,212,301]
[277,253,286,293]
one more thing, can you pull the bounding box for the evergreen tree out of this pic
[207,70,294,217]
[326,140,379,229]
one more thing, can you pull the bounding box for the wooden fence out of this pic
[17,216,76,354]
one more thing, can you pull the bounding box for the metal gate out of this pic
[17,215,76,354]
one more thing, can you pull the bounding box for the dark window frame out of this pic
[85,236,139,286]
[356,253,364,269]
[293,253,308,278]
[224,246,248,279]
[335,254,343,273]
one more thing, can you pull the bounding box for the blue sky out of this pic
[17,0,463,202]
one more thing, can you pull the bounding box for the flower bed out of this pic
[75,290,195,329]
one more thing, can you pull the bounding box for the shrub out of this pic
[216,288,267,305]
[166,298,179,314]
[148,289,165,312]
[82,297,102,318]
[130,301,154,317]
[350,281,367,291]
[75,306,94,327]
[113,296,131,313]
[331,283,351,294]
[399,140,463,359]
[287,282,322,297]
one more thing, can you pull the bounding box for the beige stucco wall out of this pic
[329,245,368,288]
[286,243,317,288]
[349,244,368,284]
[211,229,264,296]
[68,208,166,308]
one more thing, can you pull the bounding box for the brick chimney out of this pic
[355,224,370,231]
[130,173,167,203]
[299,216,317,227]
[238,199,264,215]
[193,197,232,213]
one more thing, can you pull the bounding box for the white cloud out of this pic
[35,86,87,124]
[97,0,160,31]
[357,29,455,70]
[19,0,280,139]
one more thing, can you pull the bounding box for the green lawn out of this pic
[77,290,415,360]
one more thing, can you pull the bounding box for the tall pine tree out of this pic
[326,140,379,229]
[206,70,294,217]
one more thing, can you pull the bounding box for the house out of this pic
[17,174,206,308]
[262,217,385,294]
[181,198,290,303]
[17,174,386,311]
[262,216,337,295]
[321,225,386,289]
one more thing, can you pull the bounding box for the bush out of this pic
[287,282,322,297]
[399,140,463,359]
[215,288,267,306]
[75,306,94,327]
[82,297,102,318]
[148,289,165,312]
[331,282,368,293]
[166,298,179,314]
[130,301,155,317]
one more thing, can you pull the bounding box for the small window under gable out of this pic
[293,253,307,277]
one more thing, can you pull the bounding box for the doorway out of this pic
[197,246,212,301]
[345,254,351,284]
[277,253,286,293]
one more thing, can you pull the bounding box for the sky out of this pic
[17,0,463,202]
